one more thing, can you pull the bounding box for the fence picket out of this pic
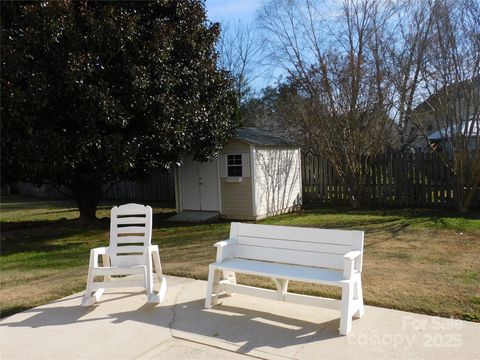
[302,152,478,209]
[103,170,175,202]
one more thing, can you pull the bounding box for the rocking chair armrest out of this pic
[214,239,237,262]
[90,247,108,267]
[147,245,160,253]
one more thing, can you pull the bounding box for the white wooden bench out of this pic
[205,222,365,335]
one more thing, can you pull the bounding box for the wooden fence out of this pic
[302,152,480,208]
[103,169,175,202]
[13,170,175,201]
[13,155,479,209]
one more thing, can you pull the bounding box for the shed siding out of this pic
[254,147,302,217]
[220,140,250,155]
[219,140,254,218]
[220,177,254,218]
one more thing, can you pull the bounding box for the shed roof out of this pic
[234,127,298,147]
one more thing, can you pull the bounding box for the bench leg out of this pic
[205,267,221,308]
[353,276,365,319]
[272,278,289,301]
[339,282,354,335]
[223,271,236,296]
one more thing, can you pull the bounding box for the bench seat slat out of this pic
[237,236,352,254]
[236,223,359,246]
[211,258,348,286]
[235,244,344,270]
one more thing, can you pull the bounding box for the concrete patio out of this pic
[1,275,479,360]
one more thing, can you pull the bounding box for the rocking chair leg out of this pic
[147,249,167,303]
[82,260,96,306]
[146,254,154,296]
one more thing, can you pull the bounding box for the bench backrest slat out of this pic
[236,236,352,254]
[230,222,363,271]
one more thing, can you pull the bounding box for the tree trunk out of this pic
[347,177,363,209]
[337,170,363,209]
[72,182,102,228]
[453,165,473,213]
[457,183,478,213]
[349,195,362,209]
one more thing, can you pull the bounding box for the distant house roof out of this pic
[234,127,299,147]
[415,77,480,113]
[428,117,479,140]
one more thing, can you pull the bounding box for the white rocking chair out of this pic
[81,203,167,306]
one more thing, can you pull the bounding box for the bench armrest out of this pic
[214,238,237,247]
[344,250,361,260]
[343,250,362,280]
[214,239,237,262]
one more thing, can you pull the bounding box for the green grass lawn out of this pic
[1,195,479,322]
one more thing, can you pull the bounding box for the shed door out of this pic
[180,157,220,211]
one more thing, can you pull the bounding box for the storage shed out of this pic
[174,127,302,220]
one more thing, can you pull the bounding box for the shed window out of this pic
[227,154,243,177]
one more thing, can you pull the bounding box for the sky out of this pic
[204,0,338,92]
[205,0,264,23]
[205,0,279,92]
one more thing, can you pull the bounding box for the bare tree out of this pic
[240,84,294,137]
[259,0,479,211]
[385,0,433,149]
[259,0,397,208]
[410,0,480,212]
[217,21,264,104]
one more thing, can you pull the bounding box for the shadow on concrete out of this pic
[1,293,342,353]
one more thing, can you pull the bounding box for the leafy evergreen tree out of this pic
[1,0,236,225]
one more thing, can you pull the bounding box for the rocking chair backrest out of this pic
[108,203,153,267]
